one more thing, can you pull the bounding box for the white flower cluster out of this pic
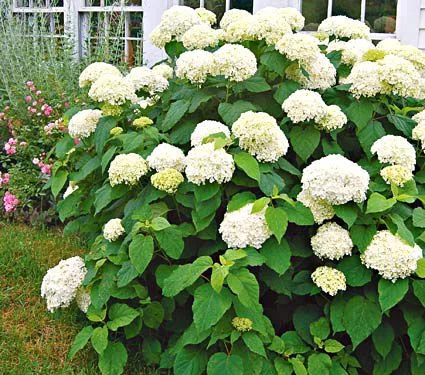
[195,7,216,25]
[152,63,174,80]
[412,110,425,150]
[219,9,251,29]
[297,189,335,224]
[380,165,413,187]
[301,154,370,205]
[276,34,321,64]
[79,62,122,88]
[191,120,231,147]
[318,16,371,40]
[125,66,169,95]
[185,143,234,185]
[346,61,382,98]
[371,135,416,171]
[361,230,423,281]
[103,218,125,242]
[76,288,91,313]
[41,256,87,312]
[109,153,148,186]
[181,23,221,50]
[68,109,103,139]
[311,222,353,260]
[250,11,292,45]
[311,266,346,296]
[151,168,184,194]
[63,182,79,199]
[147,143,186,172]
[282,90,346,132]
[327,39,374,65]
[219,203,272,249]
[176,50,214,84]
[222,16,256,43]
[232,111,289,162]
[88,74,137,105]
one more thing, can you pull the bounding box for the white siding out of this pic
[419,0,425,50]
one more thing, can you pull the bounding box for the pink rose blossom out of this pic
[40,163,52,175]
[2,174,10,184]
[32,101,38,106]
[26,81,33,86]
[8,138,17,145]
[36,90,42,95]
[30,85,36,92]
[3,191,19,212]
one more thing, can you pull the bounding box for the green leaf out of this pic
[373,342,402,375]
[337,256,372,287]
[324,339,344,353]
[310,317,330,340]
[51,169,68,198]
[72,156,101,182]
[142,337,161,365]
[227,268,260,309]
[417,258,425,278]
[101,146,117,173]
[94,184,128,215]
[160,99,191,131]
[372,321,394,358]
[413,280,425,307]
[346,99,374,130]
[387,114,415,137]
[174,347,208,375]
[378,278,409,312]
[218,100,258,125]
[91,326,108,355]
[307,353,332,375]
[330,295,346,333]
[227,192,256,212]
[261,50,292,77]
[289,358,307,375]
[234,75,271,93]
[144,301,165,329]
[165,40,185,58]
[289,126,320,162]
[95,116,117,154]
[194,183,220,202]
[234,152,260,182]
[281,331,310,355]
[98,342,128,375]
[193,284,232,332]
[129,235,154,274]
[334,204,358,228]
[274,357,293,375]
[207,353,244,375]
[388,213,415,246]
[357,120,386,157]
[162,256,213,297]
[343,296,382,349]
[211,265,229,293]
[107,303,139,331]
[285,202,315,226]
[265,207,288,243]
[68,326,93,360]
[413,208,425,228]
[151,217,171,231]
[350,225,376,252]
[260,238,291,275]
[116,262,139,288]
[242,331,267,358]
[251,197,270,213]
[55,135,75,158]
[155,226,184,259]
[366,193,396,214]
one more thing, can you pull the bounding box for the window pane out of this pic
[230,0,253,12]
[183,0,200,8]
[366,0,397,33]
[205,0,225,22]
[302,0,327,31]
[332,0,361,19]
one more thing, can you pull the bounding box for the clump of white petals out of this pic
[297,189,335,224]
[222,16,256,43]
[191,120,231,147]
[147,143,186,172]
[301,154,370,205]
[176,50,214,84]
[125,67,169,95]
[41,256,87,312]
[152,63,174,80]
[361,230,423,281]
[316,105,347,132]
[195,7,216,25]
[63,182,79,199]
[109,153,148,186]
[412,112,425,150]
[311,222,353,260]
[318,16,371,40]
[219,203,272,249]
[277,7,305,32]
[181,23,221,50]
[103,218,125,242]
[232,111,289,162]
[88,74,137,105]
[371,135,416,171]
[311,266,346,296]
[380,165,413,186]
[185,143,235,185]
[327,39,375,65]
[219,9,252,30]
[213,44,257,82]
[276,34,321,64]
[68,109,103,139]
[251,11,292,45]
[282,89,327,123]
[346,61,383,98]
[79,62,122,88]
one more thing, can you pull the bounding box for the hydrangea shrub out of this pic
[47,6,425,375]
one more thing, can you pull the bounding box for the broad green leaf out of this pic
[289,358,307,375]
[72,156,100,182]
[160,99,190,131]
[417,258,425,278]
[68,326,93,360]
[51,169,68,198]
[307,353,332,375]
[334,204,358,228]
[116,261,139,288]
[95,116,117,154]
[293,305,321,345]
[207,353,244,375]
[251,197,270,213]
[413,208,425,228]
[165,40,185,58]
[143,301,165,329]
[289,126,320,162]
[284,202,315,226]
[162,256,213,297]
[193,284,232,332]
[55,134,75,158]
[265,206,288,243]
[357,120,386,157]
[218,100,258,125]
[310,317,330,340]
[343,295,382,349]
[350,225,376,252]
[194,183,220,202]
[281,331,310,355]
[227,268,259,309]
[274,357,293,375]
[324,339,344,353]
[129,235,154,274]
[372,321,394,358]
[211,265,229,293]
[155,226,184,259]
[366,193,396,214]
[142,337,161,365]
[242,331,267,358]
[378,278,409,312]
[330,295,346,333]
[234,152,260,182]
[274,80,301,104]
[94,184,128,215]
[372,342,402,375]
[101,146,117,173]
[387,114,415,137]
[260,238,291,275]
[174,347,208,375]
[151,217,171,231]
[91,326,108,355]
[227,191,256,212]
[107,303,139,331]
[259,171,285,196]
[98,342,128,375]
[413,280,425,307]
[346,99,374,130]
[337,256,372,287]
[261,50,292,77]
[389,213,415,246]
[234,75,271,93]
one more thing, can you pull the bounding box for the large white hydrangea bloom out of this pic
[79,62,122,88]
[176,50,215,84]
[185,143,235,185]
[311,266,346,296]
[219,203,272,249]
[371,135,416,171]
[108,153,148,186]
[346,61,383,98]
[219,9,252,30]
[125,67,169,95]
[191,120,231,147]
[282,89,327,123]
[327,39,375,65]
[301,154,370,205]
[297,189,335,224]
[276,34,321,64]
[316,105,347,132]
[147,143,186,172]
[152,63,174,80]
[222,15,256,43]
[232,111,289,162]
[251,11,292,45]
[103,218,125,242]
[311,222,353,260]
[361,230,423,281]
[41,256,87,312]
[68,109,102,139]
[181,23,221,50]
[88,74,137,105]
[412,110,425,150]
[318,15,371,40]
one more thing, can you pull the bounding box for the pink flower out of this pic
[40,164,52,175]
[30,108,36,114]
[32,157,40,165]
[36,90,42,95]
[3,191,19,212]
[26,81,33,86]
[74,138,81,145]
[32,101,38,106]
[3,173,10,184]
[38,98,44,103]
[25,96,32,103]
[64,102,70,108]
[8,138,17,145]
[30,86,36,92]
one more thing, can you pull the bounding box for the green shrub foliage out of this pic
[50,6,425,375]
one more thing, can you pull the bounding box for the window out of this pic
[183,0,254,21]
[302,0,398,38]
